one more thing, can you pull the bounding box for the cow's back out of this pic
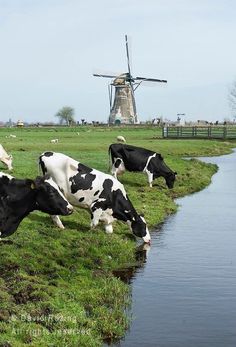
[109,143,155,171]
[40,152,127,206]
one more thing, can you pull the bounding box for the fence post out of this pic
[162,126,168,138]
[223,127,227,139]
[208,127,212,138]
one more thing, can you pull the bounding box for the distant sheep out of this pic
[6,134,17,138]
[117,135,126,143]
[50,139,59,143]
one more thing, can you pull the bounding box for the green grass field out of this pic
[0,126,235,346]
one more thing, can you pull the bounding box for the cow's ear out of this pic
[70,163,78,172]
[174,172,177,175]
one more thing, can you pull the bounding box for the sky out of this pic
[0,0,236,124]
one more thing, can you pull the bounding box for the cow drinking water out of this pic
[0,172,73,238]
[39,152,151,243]
[109,143,177,188]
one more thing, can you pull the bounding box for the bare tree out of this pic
[55,106,75,126]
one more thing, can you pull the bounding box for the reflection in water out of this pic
[112,242,151,284]
[110,150,236,347]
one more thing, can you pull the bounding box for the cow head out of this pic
[129,215,151,244]
[0,174,73,238]
[34,175,73,216]
[127,213,151,243]
[165,171,177,189]
[1,155,13,171]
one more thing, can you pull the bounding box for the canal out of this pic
[114,150,236,347]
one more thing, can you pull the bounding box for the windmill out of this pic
[93,35,167,125]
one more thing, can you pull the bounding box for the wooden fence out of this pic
[162,126,236,139]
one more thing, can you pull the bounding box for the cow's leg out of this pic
[51,215,65,229]
[90,208,103,228]
[111,158,125,179]
[146,171,153,187]
[91,205,114,234]
[112,168,117,179]
[111,162,118,179]
[104,223,113,234]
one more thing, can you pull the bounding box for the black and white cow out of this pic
[39,152,151,243]
[0,172,73,238]
[109,143,177,188]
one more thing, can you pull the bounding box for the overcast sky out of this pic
[0,0,236,124]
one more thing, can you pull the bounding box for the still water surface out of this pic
[115,150,236,347]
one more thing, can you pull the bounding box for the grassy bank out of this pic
[0,126,235,346]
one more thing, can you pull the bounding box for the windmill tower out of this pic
[93,35,167,125]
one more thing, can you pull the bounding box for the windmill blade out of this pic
[93,73,118,79]
[125,35,132,80]
[108,83,113,111]
[135,76,167,83]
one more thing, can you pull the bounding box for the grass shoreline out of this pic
[0,127,235,346]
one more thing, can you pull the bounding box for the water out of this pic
[113,150,236,347]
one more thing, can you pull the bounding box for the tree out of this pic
[55,106,75,126]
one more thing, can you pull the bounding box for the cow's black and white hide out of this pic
[39,152,151,243]
[109,143,177,188]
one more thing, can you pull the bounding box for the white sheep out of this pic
[50,139,59,143]
[6,134,17,139]
[117,135,126,143]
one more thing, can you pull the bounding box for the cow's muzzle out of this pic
[66,205,74,215]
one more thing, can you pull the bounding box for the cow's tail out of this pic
[38,155,45,176]
[108,145,112,172]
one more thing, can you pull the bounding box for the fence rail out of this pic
[162,126,236,139]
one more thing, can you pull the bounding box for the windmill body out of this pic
[93,36,167,125]
[109,74,137,124]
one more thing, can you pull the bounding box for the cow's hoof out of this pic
[90,221,98,229]
[55,224,65,229]
[105,224,113,234]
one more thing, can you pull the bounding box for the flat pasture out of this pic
[0,126,234,346]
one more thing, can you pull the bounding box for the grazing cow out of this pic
[39,152,151,243]
[0,172,73,238]
[109,143,177,188]
[117,135,126,143]
[0,144,13,171]
[50,139,59,143]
